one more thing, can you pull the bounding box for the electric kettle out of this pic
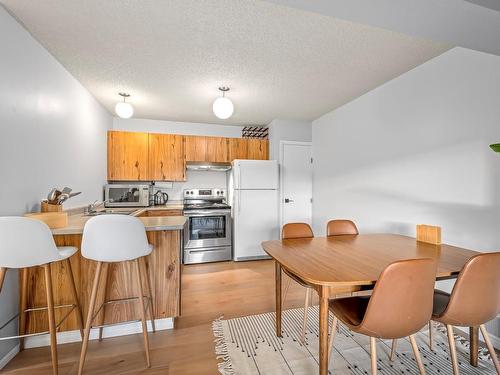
[154,191,169,206]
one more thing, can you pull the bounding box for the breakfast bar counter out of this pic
[20,211,186,337]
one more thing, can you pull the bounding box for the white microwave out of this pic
[104,184,150,207]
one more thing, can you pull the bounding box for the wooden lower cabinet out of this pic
[21,230,181,334]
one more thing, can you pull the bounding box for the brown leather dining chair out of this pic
[431,252,500,375]
[326,219,359,236]
[328,258,437,375]
[281,223,314,342]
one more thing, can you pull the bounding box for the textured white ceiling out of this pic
[1,0,448,125]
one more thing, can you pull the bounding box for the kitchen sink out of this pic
[85,209,136,216]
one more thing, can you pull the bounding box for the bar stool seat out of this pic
[78,215,155,375]
[0,217,84,375]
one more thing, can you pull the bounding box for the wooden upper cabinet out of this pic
[107,131,149,181]
[149,133,185,181]
[206,136,229,163]
[247,139,269,160]
[185,136,207,162]
[228,138,249,161]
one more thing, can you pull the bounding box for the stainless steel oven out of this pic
[104,184,150,207]
[183,189,232,264]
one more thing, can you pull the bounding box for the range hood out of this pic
[186,161,232,172]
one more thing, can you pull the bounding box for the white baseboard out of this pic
[24,318,173,349]
[455,326,500,350]
[0,343,20,370]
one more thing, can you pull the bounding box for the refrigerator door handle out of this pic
[238,190,241,214]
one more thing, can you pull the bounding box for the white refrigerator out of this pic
[230,159,279,261]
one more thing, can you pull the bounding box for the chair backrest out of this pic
[282,223,314,240]
[326,219,358,236]
[361,258,436,339]
[438,252,500,326]
[82,215,150,262]
[0,217,62,268]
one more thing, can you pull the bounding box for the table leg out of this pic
[319,286,329,375]
[470,326,479,366]
[275,261,282,337]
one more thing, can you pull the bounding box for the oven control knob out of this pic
[216,191,220,195]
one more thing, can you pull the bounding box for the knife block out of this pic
[41,201,63,212]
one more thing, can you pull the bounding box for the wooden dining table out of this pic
[261,233,480,375]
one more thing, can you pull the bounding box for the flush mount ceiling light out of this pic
[212,87,234,120]
[115,92,134,119]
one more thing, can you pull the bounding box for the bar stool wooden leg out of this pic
[409,334,426,375]
[0,267,6,292]
[98,263,110,341]
[446,324,460,375]
[19,268,28,350]
[370,337,378,375]
[390,339,397,361]
[479,324,500,374]
[65,259,84,340]
[43,264,58,375]
[135,259,151,368]
[141,257,156,333]
[78,261,102,375]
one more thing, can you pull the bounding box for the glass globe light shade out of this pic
[212,96,234,120]
[115,101,134,119]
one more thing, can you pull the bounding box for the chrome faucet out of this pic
[86,200,107,214]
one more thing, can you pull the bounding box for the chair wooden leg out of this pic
[141,257,156,333]
[410,334,426,375]
[446,324,460,375]
[78,262,102,375]
[390,339,397,361]
[282,275,292,306]
[479,324,500,374]
[370,337,378,375]
[135,259,151,368]
[43,264,58,375]
[65,259,84,340]
[301,288,311,343]
[98,263,110,341]
[328,316,338,359]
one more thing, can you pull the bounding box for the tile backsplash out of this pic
[152,170,229,201]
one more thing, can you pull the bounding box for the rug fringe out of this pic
[212,316,236,375]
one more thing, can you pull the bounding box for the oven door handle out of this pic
[184,210,231,216]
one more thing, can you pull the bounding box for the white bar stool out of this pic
[0,217,84,375]
[78,215,155,375]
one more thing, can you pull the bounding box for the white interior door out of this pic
[280,142,312,229]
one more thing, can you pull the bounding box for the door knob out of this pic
[284,198,294,203]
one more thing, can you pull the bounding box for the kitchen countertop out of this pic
[51,202,186,235]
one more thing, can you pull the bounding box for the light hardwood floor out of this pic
[3,260,310,374]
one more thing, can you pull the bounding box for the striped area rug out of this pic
[212,306,496,374]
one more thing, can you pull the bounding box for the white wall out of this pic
[268,119,312,161]
[312,47,500,339]
[113,117,243,137]
[0,6,112,363]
